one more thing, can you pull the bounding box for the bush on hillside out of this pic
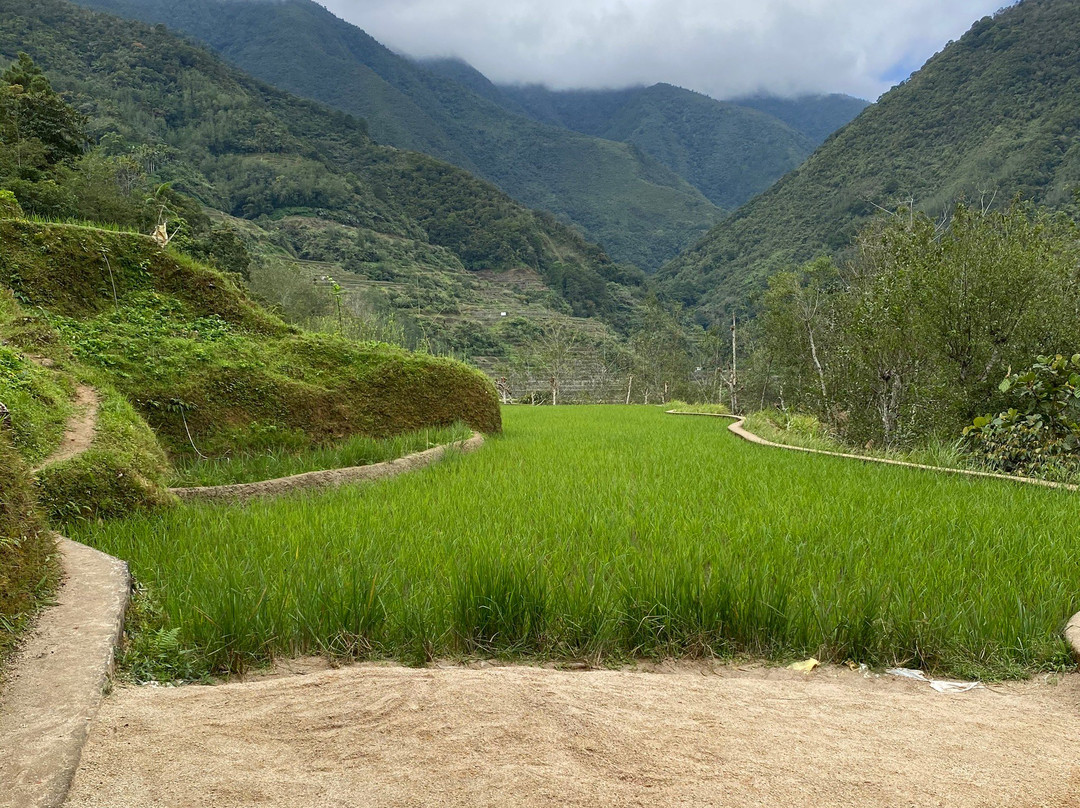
[2,221,501,467]
[0,189,22,219]
[963,354,1080,477]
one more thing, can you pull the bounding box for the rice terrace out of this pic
[3,0,1080,805]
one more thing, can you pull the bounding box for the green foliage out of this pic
[964,354,1080,477]
[732,94,871,144]
[71,0,722,270]
[0,188,22,217]
[0,5,640,326]
[0,318,73,464]
[34,385,175,523]
[0,431,58,665]
[657,0,1080,318]
[666,400,731,415]
[171,423,473,487]
[72,406,1079,680]
[2,221,501,464]
[498,83,847,211]
[761,203,1080,449]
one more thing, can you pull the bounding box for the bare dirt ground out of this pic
[64,661,1080,807]
[32,384,98,473]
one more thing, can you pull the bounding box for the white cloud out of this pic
[317,0,1011,100]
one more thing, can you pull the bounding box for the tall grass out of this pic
[169,424,473,487]
[71,406,1080,680]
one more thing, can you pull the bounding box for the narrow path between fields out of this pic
[668,409,1080,492]
[0,540,130,808]
[169,432,485,502]
[31,384,99,474]
[2,377,125,808]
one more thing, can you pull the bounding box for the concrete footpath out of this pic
[0,538,130,808]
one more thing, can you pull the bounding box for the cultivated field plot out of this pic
[73,406,1080,679]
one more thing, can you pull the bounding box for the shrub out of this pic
[963,354,1080,476]
[0,189,23,219]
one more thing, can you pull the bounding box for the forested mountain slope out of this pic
[71,0,722,270]
[656,0,1080,320]
[732,94,871,144]
[494,82,822,210]
[0,0,646,344]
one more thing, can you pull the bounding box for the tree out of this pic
[0,54,86,170]
[762,256,839,414]
[761,202,1080,448]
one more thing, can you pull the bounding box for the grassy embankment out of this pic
[1,216,501,665]
[72,405,1080,681]
[0,433,59,666]
[739,409,1080,486]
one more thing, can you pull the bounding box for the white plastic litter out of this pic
[886,668,982,693]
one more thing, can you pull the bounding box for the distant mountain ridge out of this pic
[656,0,1080,320]
[419,58,868,211]
[71,0,724,270]
[489,81,865,211]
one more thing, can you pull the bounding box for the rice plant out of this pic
[72,405,1080,680]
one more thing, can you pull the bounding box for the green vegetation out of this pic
[0,432,59,667]
[34,384,174,523]
[732,94,870,144]
[964,354,1080,480]
[667,400,730,416]
[0,0,644,346]
[0,219,501,458]
[741,408,972,472]
[0,304,73,465]
[754,203,1080,451]
[72,406,1079,681]
[72,0,723,270]
[171,423,473,487]
[657,0,1080,318]
[494,82,857,211]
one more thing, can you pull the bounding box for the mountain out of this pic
[1,0,654,360]
[656,0,1080,320]
[732,94,871,144]
[70,0,723,270]
[493,82,834,211]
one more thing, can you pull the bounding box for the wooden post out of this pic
[730,313,739,414]
[626,374,633,405]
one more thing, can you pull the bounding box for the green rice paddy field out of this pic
[72,406,1080,680]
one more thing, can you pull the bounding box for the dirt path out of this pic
[32,384,99,473]
[64,662,1080,807]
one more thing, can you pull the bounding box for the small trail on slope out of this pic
[32,384,99,474]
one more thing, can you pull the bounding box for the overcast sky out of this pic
[317,0,1012,100]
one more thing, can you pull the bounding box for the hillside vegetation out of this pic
[71,0,723,270]
[0,432,58,665]
[657,0,1080,319]
[0,0,644,352]
[0,33,505,660]
[74,406,1080,679]
[492,82,864,211]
